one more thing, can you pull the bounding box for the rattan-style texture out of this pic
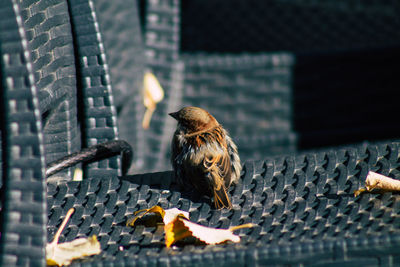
[68,0,120,178]
[0,0,47,266]
[46,141,400,266]
[141,0,184,172]
[183,53,297,161]
[2,0,400,266]
[138,0,400,172]
[20,0,79,177]
[92,0,147,172]
[1,0,121,265]
[137,0,299,171]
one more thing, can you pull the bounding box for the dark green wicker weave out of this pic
[136,0,400,172]
[1,0,400,266]
[0,0,119,265]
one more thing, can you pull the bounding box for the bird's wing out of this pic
[203,149,233,209]
[171,131,181,170]
[171,131,189,188]
[225,131,241,185]
[173,128,234,209]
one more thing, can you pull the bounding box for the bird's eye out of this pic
[181,120,190,127]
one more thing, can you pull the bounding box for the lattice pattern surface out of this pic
[93,0,147,172]
[183,53,296,161]
[68,0,120,177]
[47,141,400,266]
[141,0,184,172]
[20,0,79,173]
[0,0,47,266]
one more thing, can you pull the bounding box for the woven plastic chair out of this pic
[46,140,400,266]
[0,1,47,265]
[139,0,400,172]
[2,0,400,266]
[1,0,120,265]
[92,0,147,173]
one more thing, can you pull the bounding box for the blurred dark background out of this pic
[179,0,400,150]
[128,0,400,171]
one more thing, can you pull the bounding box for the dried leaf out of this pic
[126,205,253,248]
[163,208,190,225]
[144,72,164,104]
[354,171,400,197]
[72,168,83,181]
[142,71,164,129]
[46,208,101,266]
[126,205,189,227]
[353,188,367,197]
[165,216,253,247]
[165,217,193,247]
[366,171,400,191]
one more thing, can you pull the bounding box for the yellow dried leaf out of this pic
[353,188,367,197]
[126,205,189,227]
[144,72,164,105]
[163,208,190,225]
[127,205,165,227]
[142,71,164,129]
[126,205,253,248]
[165,216,193,247]
[165,216,254,247]
[365,171,400,191]
[72,168,83,181]
[354,171,400,196]
[46,208,101,266]
[47,236,101,266]
[354,171,400,197]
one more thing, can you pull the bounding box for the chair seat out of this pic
[46,141,400,266]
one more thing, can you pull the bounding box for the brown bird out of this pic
[169,106,241,209]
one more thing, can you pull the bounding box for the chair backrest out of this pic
[138,0,400,172]
[92,0,147,173]
[0,1,47,265]
[68,0,120,178]
[0,0,122,265]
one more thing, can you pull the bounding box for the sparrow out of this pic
[169,106,241,209]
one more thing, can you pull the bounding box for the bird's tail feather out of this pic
[213,187,232,209]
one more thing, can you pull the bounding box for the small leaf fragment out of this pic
[47,236,101,266]
[126,205,253,248]
[142,71,164,129]
[72,168,83,181]
[163,208,189,225]
[127,205,165,227]
[126,206,189,227]
[46,208,101,266]
[165,216,193,248]
[365,171,400,191]
[354,171,400,196]
[165,216,253,247]
[354,188,367,197]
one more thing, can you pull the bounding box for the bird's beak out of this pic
[169,112,178,120]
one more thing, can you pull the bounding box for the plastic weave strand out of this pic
[0,0,47,266]
[1,0,400,265]
[20,0,79,177]
[93,0,147,173]
[142,0,184,172]
[68,0,120,178]
[183,53,297,161]
[140,0,400,170]
[140,0,299,169]
[47,141,400,266]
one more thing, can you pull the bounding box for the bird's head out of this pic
[169,106,219,134]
